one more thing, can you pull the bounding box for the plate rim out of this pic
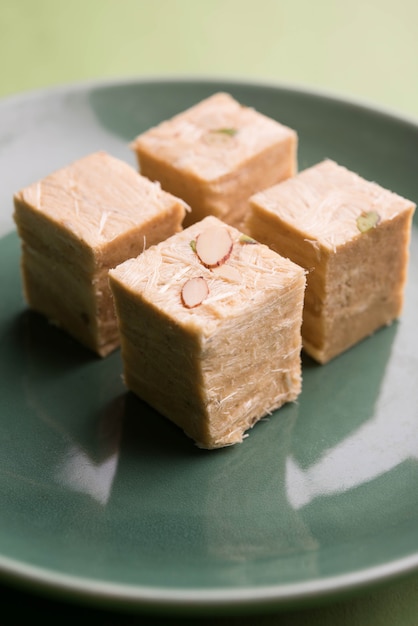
[1,72,418,129]
[2,551,418,614]
[1,74,418,614]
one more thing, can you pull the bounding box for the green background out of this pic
[2,0,418,119]
[1,1,418,625]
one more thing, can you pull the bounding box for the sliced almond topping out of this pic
[212,264,242,283]
[181,277,209,308]
[195,226,233,268]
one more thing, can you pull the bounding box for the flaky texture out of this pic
[131,92,297,228]
[110,216,306,448]
[13,151,187,356]
[247,159,416,363]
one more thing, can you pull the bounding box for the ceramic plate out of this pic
[0,78,417,615]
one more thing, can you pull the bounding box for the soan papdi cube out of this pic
[246,159,416,364]
[109,216,306,449]
[13,151,187,356]
[130,92,297,229]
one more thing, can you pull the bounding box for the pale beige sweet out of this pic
[130,92,297,229]
[246,159,416,363]
[13,151,187,356]
[109,216,306,449]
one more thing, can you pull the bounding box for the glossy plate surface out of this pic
[0,78,417,614]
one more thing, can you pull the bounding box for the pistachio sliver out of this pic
[356,210,381,233]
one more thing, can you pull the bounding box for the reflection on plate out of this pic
[0,78,417,614]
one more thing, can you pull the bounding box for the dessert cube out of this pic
[246,159,416,363]
[109,216,306,449]
[13,151,187,356]
[130,92,297,229]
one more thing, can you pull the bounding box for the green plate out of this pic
[0,78,417,615]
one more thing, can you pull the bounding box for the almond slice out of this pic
[195,226,233,268]
[181,277,209,308]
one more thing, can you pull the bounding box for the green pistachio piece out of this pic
[356,211,381,233]
[239,234,257,244]
[210,127,238,136]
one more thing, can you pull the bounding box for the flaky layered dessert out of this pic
[13,151,187,356]
[130,92,297,228]
[246,159,416,363]
[109,216,306,448]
